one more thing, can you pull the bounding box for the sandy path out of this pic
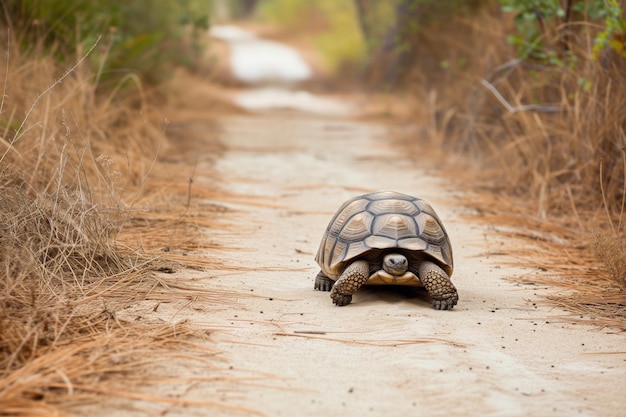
[144,111,623,417]
[114,26,625,417]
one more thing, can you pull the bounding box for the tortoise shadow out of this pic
[355,285,432,306]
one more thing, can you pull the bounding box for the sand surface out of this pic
[150,112,623,417]
[107,26,625,417]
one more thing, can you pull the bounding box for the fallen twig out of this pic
[480,79,561,114]
[293,330,327,335]
[274,332,467,348]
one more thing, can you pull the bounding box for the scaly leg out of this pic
[330,260,369,306]
[419,261,459,310]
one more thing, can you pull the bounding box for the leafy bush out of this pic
[591,0,626,58]
[1,0,210,84]
[500,0,626,62]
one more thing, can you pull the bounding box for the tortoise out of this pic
[314,190,458,310]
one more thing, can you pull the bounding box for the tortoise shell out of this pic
[315,190,453,286]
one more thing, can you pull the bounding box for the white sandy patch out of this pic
[234,87,353,116]
[210,25,312,84]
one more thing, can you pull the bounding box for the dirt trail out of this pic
[130,27,624,417]
[157,112,623,417]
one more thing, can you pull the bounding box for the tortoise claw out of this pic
[314,272,334,292]
[330,292,352,306]
[432,294,458,310]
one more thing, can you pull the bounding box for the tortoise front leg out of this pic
[314,271,334,291]
[418,261,459,310]
[330,260,369,306]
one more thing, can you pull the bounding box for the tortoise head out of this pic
[382,253,408,276]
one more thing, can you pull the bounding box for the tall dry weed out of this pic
[0,29,230,414]
[406,6,625,219]
[398,4,626,328]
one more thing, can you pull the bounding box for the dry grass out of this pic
[394,4,626,329]
[0,30,243,415]
[462,191,625,329]
[592,229,626,290]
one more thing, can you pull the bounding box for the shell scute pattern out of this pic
[371,213,418,240]
[367,198,421,217]
[396,237,428,251]
[328,199,369,236]
[316,191,453,280]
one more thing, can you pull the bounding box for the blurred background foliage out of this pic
[0,0,211,85]
[222,0,626,268]
[256,0,365,72]
[5,0,621,88]
[222,0,624,86]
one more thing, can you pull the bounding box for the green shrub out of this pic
[500,0,626,63]
[1,0,211,84]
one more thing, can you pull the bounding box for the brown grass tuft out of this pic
[0,27,239,414]
[391,3,626,329]
[591,229,626,290]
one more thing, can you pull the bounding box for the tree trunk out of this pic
[239,0,258,18]
[353,0,420,87]
[353,0,373,51]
